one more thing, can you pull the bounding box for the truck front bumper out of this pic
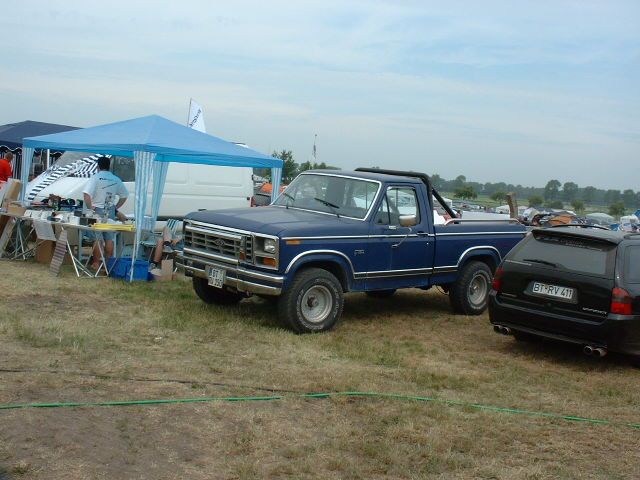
[183,257,283,296]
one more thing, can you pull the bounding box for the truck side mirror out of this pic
[399,214,417,227]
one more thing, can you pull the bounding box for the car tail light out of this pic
[611,287,633,315]
[491,266,504,292]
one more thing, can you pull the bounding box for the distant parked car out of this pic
[251,192,271,207]
[490,225,640,363]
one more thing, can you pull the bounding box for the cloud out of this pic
[1,0,639,189]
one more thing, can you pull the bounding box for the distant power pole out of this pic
[312,134,317,164]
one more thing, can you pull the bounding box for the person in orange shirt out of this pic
[0,152,13,182]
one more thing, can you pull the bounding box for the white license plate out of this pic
[206,267,226,288]
[532,282,574,300]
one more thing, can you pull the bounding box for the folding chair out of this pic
[142,218,180,261]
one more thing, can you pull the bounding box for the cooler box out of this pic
[107,257,150,281]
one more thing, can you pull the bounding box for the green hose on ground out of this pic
[1,391,638,430]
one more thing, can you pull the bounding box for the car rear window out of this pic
[625,246,640,283]
[510,232,617,277]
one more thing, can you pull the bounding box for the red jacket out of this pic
[0,158,12,182]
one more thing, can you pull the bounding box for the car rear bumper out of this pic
[489,292,640,355]
[183,256,283,296]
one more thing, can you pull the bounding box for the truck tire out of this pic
[365,289,396,298]
[192,277,244,305]
[278,268,344,334]
[449,261,492,315]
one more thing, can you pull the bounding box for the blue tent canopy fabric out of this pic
[24,115,280,168]
[0,120,79,150]
[21,114,283,281]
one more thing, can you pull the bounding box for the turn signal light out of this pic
[491,267,504,292]
[611,287,633,315]
[261,257,276,267]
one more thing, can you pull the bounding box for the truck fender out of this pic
[284,250,354,292]
[456,246,501,273]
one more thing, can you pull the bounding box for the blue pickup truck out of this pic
[182,169,526,333]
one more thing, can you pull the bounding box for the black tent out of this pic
[0,120,79,178]
[0,120,79,151]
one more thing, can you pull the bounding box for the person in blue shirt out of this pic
[82,156,129,271]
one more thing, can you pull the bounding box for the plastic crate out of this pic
[107,257,150,281]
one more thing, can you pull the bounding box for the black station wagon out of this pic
[489,226,640,362]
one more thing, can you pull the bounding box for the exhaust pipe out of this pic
[583,345,607,357]
[592,347,607,358]
[493,325,512,335]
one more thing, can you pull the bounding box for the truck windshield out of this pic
[274,173,379,219]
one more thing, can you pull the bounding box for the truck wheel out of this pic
[278,268,344,334]
[192,277,244,305]
[449,261,492,315]
[366,289,396,298]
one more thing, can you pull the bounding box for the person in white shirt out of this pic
[82,156,129,271]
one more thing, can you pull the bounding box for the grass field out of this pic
[1,261,640,479]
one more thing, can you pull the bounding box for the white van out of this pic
[25,152,253,218]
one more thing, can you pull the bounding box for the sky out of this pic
[2,0,639,190]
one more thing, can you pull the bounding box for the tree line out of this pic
[259,152,637,216]
[428,174,638,215]
[256,150,339,182]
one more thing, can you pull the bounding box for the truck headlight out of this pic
[264,238,277,254]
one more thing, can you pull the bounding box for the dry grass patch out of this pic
[1,261,640,479]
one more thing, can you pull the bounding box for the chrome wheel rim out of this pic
[468,274,488,307]
[301,285,333,324]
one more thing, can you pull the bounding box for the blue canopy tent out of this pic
[22,115,283,280]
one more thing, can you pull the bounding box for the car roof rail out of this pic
[547,223,610,230]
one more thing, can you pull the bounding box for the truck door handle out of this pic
[392,227,412,248]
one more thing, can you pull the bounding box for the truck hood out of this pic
[185,206,368,237]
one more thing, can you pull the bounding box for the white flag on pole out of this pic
[187,98,206,133]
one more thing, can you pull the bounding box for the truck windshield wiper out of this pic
[523,258,558,268]
[281,192,295,208]
[314,197,340,217]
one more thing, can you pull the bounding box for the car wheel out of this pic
[365,289,397,298]
[192,277,244,305]
[278,268,344,334]
[450,261,492,315]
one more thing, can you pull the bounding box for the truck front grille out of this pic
[243,236,254,263]
[184,224,244,263]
